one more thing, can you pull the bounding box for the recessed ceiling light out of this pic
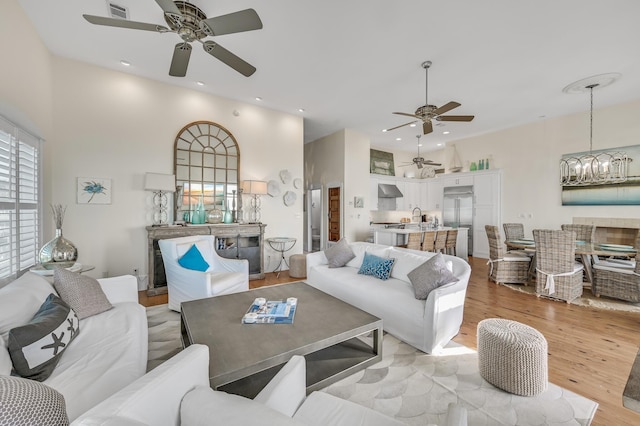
[418,143,423,147]
[255,97,262,101]
[443,131,450,135]
[395,138,401,141]
[120,60,130,66]
[437,143,443,147]
[298,108,305,113]
[409,123,417,127]
[382,129,388,132]
[196,81,205,86]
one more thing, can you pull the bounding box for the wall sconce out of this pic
[241,180,268,223]
[145,173,176,226]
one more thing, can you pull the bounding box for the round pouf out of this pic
[477,318,548,396]
[289,254,307,278]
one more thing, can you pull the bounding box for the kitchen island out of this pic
[373,226,469,260]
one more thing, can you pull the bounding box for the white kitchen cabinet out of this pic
[441,175,473,187]
[399,180,422,211]
[425,179,443,210]
[472,171,502,258]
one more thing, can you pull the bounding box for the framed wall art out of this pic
[77,177,111,204]
[370,149,395,176]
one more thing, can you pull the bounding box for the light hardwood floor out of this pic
[139,258,640,425]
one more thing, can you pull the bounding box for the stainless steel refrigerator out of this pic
[442,185,474,255]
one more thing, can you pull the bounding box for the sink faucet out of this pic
[412,207,422,222]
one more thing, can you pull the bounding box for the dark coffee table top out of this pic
[180,281,382,389]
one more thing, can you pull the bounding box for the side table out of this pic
[266,237,296,277]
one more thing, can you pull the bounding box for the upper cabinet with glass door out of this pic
[174,121,240,222]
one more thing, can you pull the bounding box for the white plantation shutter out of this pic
[0,115,42,283]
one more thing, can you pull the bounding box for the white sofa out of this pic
[0,272,148,422]
[158,235,249,312]
[75,344,466,426]
[306,242,472,354]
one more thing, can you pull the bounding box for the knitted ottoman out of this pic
[289,254,307,278]
[477,318,548,396]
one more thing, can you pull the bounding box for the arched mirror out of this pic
[174,121,240,222]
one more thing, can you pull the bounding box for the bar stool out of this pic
[434,230,447,254]
[445,229,458,256]
[406,232,423,251]
[422,231,436,252]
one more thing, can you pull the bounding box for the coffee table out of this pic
[180,281,382,398]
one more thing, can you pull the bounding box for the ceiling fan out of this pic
[386,61,475,135]
[83,0,262,77]
[400,135,442,169]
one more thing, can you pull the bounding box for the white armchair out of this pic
[158,235,249,312]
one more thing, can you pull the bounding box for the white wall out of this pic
[342,129,371,242]
[442,99,640,236]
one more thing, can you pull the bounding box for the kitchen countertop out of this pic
[374,226,469,234]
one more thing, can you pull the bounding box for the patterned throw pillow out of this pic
[53,269,113,320]
[357,252,396,280]
[0,375,69,425]
[8,294,79,382]
[407,253,459,300]
[324,238,355,268]
[178,244,210,272]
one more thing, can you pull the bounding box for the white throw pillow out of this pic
[0,335,12,376]
[180,386,303,426]
[0,273,56,342]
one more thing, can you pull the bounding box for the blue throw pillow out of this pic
[358,252,395,280]
[178,244,210,272]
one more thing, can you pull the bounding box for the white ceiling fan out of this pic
[399,135,442,169]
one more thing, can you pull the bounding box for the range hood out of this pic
[378,184,404,198]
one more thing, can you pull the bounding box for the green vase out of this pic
[192,196,206,224]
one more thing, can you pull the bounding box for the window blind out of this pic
[0,115,41,283]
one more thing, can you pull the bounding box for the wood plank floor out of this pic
[139,259,640,425]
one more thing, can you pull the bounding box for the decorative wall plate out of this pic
[293,178,302,189]
[283,191,297,206]
[279,169,292,184]
[267,180,281,197]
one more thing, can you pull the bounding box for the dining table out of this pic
[505,239,637,285]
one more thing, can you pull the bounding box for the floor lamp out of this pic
[145,173,176,226]
[241,180,268,223]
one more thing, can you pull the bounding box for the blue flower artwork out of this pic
[77,177,111,204]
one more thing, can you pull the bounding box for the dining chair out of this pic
[434,230,448,254]
[421,230,436,252]
[158,235,249,312]
[592,233,640,302]
[485,225,531,285]
[406,232,423,251]
[533,229,583,303]
[445,229,458,256]
[503,223,525,241]
[561,223,596,266]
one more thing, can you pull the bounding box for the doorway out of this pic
[328,186,341,243]
[306,187,322,252]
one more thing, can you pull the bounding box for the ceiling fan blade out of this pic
[169,43,192,77]
[202,41,256,76]
[200,9,263,36]
[393,112,421,119]
[423,121,433,135]
[434,101,461,116]
[83,15,169,32]
[424,161,442,166]
[437,115,475,122]
[385,121,417,132]
[154,0,182,17]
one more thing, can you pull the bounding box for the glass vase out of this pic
[39,228,78,268]
[207,208,223,224]
[192,196,206,224]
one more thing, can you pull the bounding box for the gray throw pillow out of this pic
[8,293,79,382]
[324,238,355,268]
[0,375,69,425]
[53,269,113,320]
[407,253,459,300]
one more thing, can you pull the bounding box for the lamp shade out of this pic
[241,180,268,195]
[145,173,176,192]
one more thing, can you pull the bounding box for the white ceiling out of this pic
[17,0,640,153]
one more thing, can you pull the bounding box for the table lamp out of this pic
[241,180,268,223]
[145,173,176,226]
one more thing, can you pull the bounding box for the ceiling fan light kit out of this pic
[386,60,475,135]
[83,0,262,77]
[559,74,631,187]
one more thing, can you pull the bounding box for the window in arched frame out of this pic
[174,121,240,221]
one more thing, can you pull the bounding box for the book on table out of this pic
[242,297,297,324]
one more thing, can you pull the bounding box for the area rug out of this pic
[500,282,640,313]
[146,304,597,425]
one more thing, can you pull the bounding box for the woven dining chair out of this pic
[560,224,595,242]
[434,230,448,254]
[503,223,525,241]
[445,229,458,256]
[533,229,583,303]
[406,232,423,251]
[485,225,531,285]
[592,232,640,302]
[421,230,436,252]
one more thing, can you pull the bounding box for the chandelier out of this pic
[559,75,631,187]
